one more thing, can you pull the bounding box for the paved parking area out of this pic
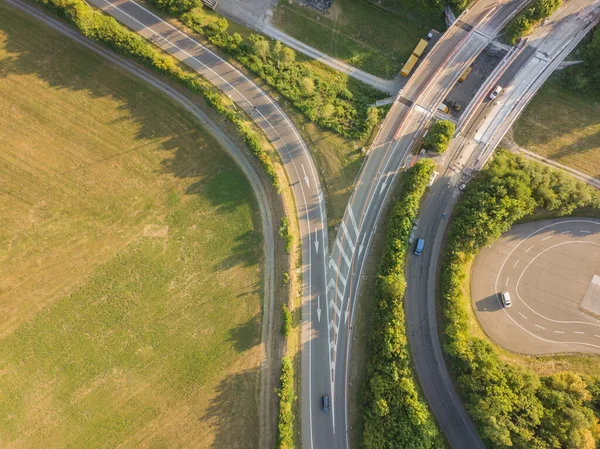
[471,218,600,354]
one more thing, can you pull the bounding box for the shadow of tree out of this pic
[202,367,261,449]
[228,313,261,353]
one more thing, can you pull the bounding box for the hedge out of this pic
[361,158,442,449]
[33,0,280,191]
[277,356,296,449]
[423,119,455,154]
[440,150,600,448]
[505,0,562,45]
[156,5,387,140]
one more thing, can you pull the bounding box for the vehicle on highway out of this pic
[438,102,450,114]
[428,171,439,187]
[414,238,425,256]
[489,85,503,100]
[458,66,472,83]
[322,394,329,412]
[500,291,512,308]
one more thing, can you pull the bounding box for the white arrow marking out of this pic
[317,295,321,322]
[301,164,310,187]
[358,234,366,257]
[379,181,387,194]
[315,238,319,254]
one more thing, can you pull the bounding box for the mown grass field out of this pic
[273,0,444,78]
[0,4,263,447]
[513,83,600,179]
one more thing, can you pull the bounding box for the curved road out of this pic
[472,219,600,354]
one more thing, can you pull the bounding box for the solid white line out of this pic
[348,207,359,236]
[341,222,356,252]
[518,312,527,320]
[336,239,351,267]
[535,324,545,330]
[542,235,552,241]
[512,259,519,269]
[525,245,534,253]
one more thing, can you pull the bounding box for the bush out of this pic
[33,0,280,191]
[505,0,562,44]
[281,304,292,337]
[279,217,293,253]
[277,356,296,449]
[362,158,442,449]
[559,25,600,95]
[172,7,387,139]
[440,150,600,448]
[423,119,455,154]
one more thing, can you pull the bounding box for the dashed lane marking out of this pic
[513,259,519,269]
[525,245,534,253]
[534,324,545,330]
[542,235,552,241]
[518,312,527,320]
[574,331,585,335]
[554,331,565,334]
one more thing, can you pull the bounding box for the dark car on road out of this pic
[322,394,329,412]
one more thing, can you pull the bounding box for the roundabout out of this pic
[472,218,600,354]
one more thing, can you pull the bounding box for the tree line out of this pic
[147,3,386,140]
[559,25,600,95]
[506,0,562,45]
[441,150,600,448]
[361,159,442,449]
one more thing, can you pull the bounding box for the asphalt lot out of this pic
[472,218,600,355]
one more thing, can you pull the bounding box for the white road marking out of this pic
[348,207,359,236]
[336,239,351,267]
[358,233,366,257]
[341,222,356,252]
[574,331,585,335]
[314,236,319,255]
[525,245,534,253]
[535,324,545,330]
[317,295,321,322]
[512,259,519,269]
[330,299,341,317]
[542,235,552,241]
[561,231,570,234]
[379,180,387,195]
[301,164,310,187]
[328,259,347,286]
[581,230,591,233]
[554,331,565,334]
[505,277,510,287]
[518,312,527,320]
[595,335,600,338]
[328,320,338,334]
[329,340,335,352]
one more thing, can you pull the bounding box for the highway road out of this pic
[68,0,333,447]
[324,1,533,449]
[472,218,600,354]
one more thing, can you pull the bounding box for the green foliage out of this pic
[279,217,293,253]
[281,304,292,337]
[559,25,600,95]
[505,0,562,45]
[362,159,442,449]
[282,271,290,285]
[33,0,280,191]
[177,7,386,139]
[277,356,296,449]
[423,119,455,154]
[440,150,600,448]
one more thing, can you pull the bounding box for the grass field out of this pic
[513,83,600,179]
[272,0,444,78]
[0,4,263,447]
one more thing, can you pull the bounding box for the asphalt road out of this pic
[472,219,600,354]
[3,0,280,445]
[59,0,333,447]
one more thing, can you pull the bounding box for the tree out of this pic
[423,119,455,153]
[300,77,315,95]
[252,38,270,61]
[280,46,296,65]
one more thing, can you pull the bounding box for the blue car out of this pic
[322,394,329,412]
[414,238,425,256]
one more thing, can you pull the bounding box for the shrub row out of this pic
[34,0,280,190]
[440,150,600,448]
[362,158,442,449]
[423,119,455,154]
[281,304,292,337]
[158,5,387,139]
[279,216,293,253]
[277,356,296,449]
[505,0,562,45]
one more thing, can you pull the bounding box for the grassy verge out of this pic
[0,4,265,446]
[512,82,600,179]
[439,150,600,448]
[360,159,442,448]
[272,0,443,79]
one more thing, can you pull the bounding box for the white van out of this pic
[500,291,512,308]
